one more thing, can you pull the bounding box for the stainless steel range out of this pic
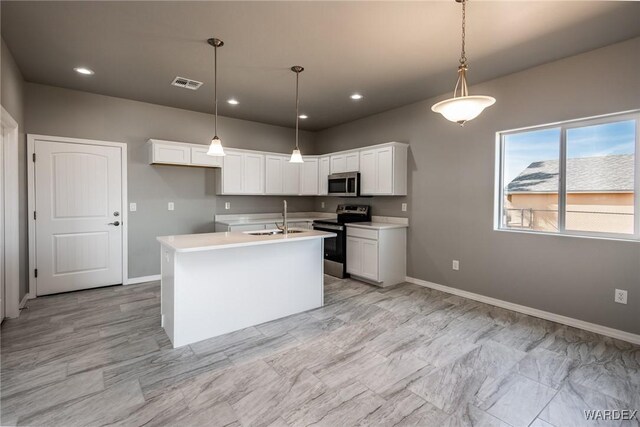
[313,204,371,278]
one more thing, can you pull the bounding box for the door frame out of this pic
[27,134,128,297]
[0,107,20,317]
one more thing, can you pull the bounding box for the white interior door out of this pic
[35,140,123,295]
[0,127,5,320]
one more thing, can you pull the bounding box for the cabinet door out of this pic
[330,155,346,174]
[243,153,265,194]
[345,152,360,172]
[283,160,300,195]
[360,239,379,281]
[222,151,244,194]
[376,147,394,195]
[191,146,222,167]
[359,149,376,195]
[346,237,362,276]
[300,158,319,195]
[318,156,330,195]
[265,155,284,194]
[152,142,190,165]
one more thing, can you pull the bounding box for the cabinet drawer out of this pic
[191,146,222,167]
[346,227,378,240]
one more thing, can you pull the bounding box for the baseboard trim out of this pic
[127,274,161,285]
[405,276,640,345]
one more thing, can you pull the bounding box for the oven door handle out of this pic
[313,224,344,231]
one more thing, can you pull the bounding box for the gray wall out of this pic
[25,83,316,278]
[315,37,640,335]
[1,38,28,301]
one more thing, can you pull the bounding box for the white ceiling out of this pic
[2,1,640,130]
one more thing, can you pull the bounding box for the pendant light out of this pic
[206,38,225,156]
[431,0,495,126]
[289,66,304,163]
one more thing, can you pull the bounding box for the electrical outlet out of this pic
[401,203,407,212]
[168,202,174,211]
[321,202,325,209]
[225,202,231,210]
[129,202,137,212]
[614,289,628,304]
[452,260,460,271]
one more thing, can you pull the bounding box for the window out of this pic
[497,112,639,240]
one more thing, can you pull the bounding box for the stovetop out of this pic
[314,204,371,225]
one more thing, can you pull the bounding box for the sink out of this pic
[246,229,306,236]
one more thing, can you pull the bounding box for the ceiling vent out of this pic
[171,76,203,90]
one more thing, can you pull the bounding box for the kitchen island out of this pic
[156,229,335,348]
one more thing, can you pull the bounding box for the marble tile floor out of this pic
[1,277,638,426]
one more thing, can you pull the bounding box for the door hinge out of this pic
[32,153,36,162]
[34,268,38,278]
[33,211,37,220]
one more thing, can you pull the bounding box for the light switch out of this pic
[225,202,231,210]
[168,202,174,211]
[129,202,137,212]
[401,203,407,212]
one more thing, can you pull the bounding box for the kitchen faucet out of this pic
[276,199,289,234]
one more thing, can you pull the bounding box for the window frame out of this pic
[495,110,640,241]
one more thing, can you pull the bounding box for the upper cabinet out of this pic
[265,154,301,195]
[150,138,409,197]
[300,157,319,195]
[215,149,265,195]
[148,139,222,168]
[318,156,330,196]
[359,142,408,196]
[330,150,360,174]
[266,155,318,195]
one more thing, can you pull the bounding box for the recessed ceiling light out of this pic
[350,93,363,100]
[299,114,308,119]
[74,67,94,75]
[227,99,239,105]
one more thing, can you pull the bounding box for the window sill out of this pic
[494,227,639,243]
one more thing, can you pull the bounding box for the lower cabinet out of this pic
[346,226,406,287]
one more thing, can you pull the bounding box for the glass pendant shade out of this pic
[431,95,495,125]
[289,149,303,163]
[207,136,225,156]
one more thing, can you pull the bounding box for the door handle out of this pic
[108,221,120,226]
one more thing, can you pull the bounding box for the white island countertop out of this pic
[157,229,336,253]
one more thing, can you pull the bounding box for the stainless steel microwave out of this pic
[327,172,360,197]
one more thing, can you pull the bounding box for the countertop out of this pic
[346,222,409,230]
[157,229,336,253]
[215,216,330,226]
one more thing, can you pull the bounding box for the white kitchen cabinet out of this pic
[149,139,222,167]
[191,146,223,167]
[359,142,408,196]
[299,157,319,195]
[265,154,300,195]
[265,155,284,194]
[346,225,406,287]
[149,140,190,165]
[215,149,265,195]
[283,160,301,195]
[330,150,359,174]
[318,156,330,195]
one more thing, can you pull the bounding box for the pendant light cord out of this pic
[459,0,467,66]
[214,43,218,137]
[453,0,468,98]
[295,70,300,150]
